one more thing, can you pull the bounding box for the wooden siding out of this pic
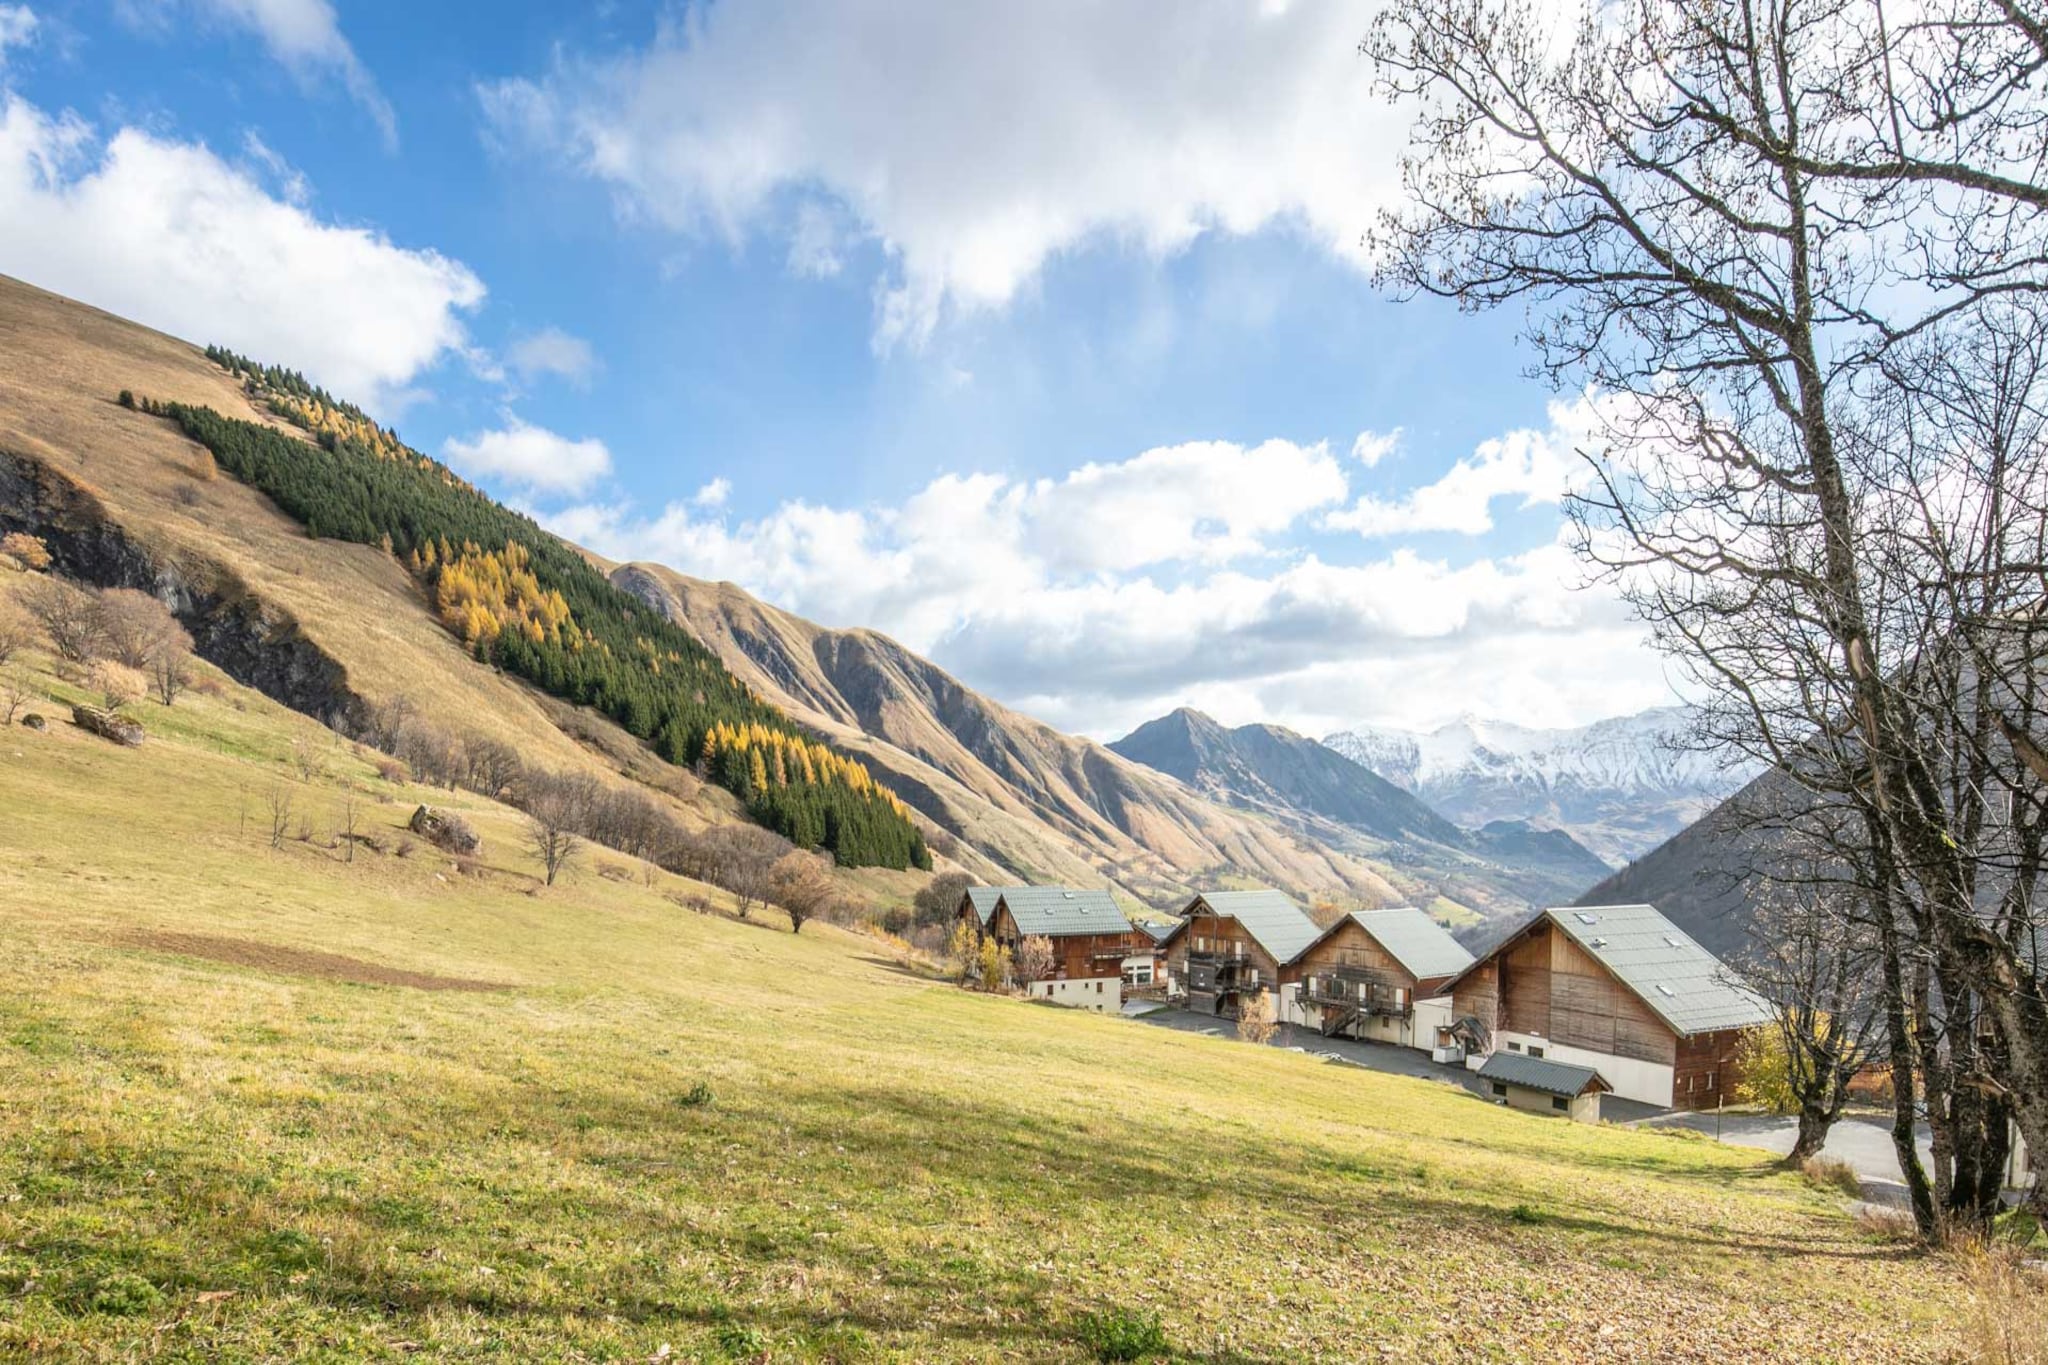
[1673,1027,1745,1111]
[1451,960,1501,1034]
[1171,911,1281,1013]
[987,905,1139,980]
[1454,919,1682,1068]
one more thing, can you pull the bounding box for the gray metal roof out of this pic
[1544,904,1774,1036]
[962,886,1021,929]
[996,887,1132,938]
[1186,890,1323,964]
[1478,1050,1607,1098]
[1336,908,1475,982]
[1134,919,1180,944]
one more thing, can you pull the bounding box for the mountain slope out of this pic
[1109,708,1615,918]
[1326,708,1752,865]
[0,272,933,901]
[1111,708,1464,844]
[613,564,1406,906]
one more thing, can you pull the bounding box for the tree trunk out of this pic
[1875,880,1939,1235]
[1789,1103,1835,1164]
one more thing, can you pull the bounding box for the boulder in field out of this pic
[20,714,46,731]
[73,706,144,747]
[408,805,480,855]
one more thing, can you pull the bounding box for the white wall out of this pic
[1496,1030,1675,1108]
[1412,996,1452,1053]
[1029,976,1120,1013]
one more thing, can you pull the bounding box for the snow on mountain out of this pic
[1324,707,1754,866]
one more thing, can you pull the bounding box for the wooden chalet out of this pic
[1440,903,1772,1111]
[1159,890,1321,1018]
[1282,908,1476,1048]
[957,886,1150,1012]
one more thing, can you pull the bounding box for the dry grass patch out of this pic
[122,931,512,993]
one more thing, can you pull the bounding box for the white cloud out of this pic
[0,6,36,64]
[1350,429,1399,468]
[506,326,599,387]
[691,477,731,508]
[1325,393,1606,538]
[480,0,1401,348]
[0,94,483,411]
[444,416,611,495]
[548,425,1667,736]
[204,0,394,146]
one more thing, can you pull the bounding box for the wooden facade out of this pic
[1449,914,1753,1111]
[1167,911,1280,1017]
[1451,919,1676,1065]
[1286,918,1426,1038]
[986,902,1142,981]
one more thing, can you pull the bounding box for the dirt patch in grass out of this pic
[124,932,511,992]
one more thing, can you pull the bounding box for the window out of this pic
[1552,1097,1569,1112]
[1507,1041,1522,1053]
[1491,1082,1508,1097]
[1528,1046,1545,1059]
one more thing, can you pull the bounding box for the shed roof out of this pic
[1307,907,1476,982]
[1184,890,1323,964]
[1134,919,1180,944]
[1542,904,1774,1036]
[996,887,1131,938]
[1478,1050,1608,1098]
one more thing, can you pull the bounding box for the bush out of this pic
[0,532,52,571]
[1236,989,1279,1046]
[677,1081,715,1109]
[1961,1246,2048,1365]
[1508,1203,1554,1225]
[85,1270,162,1316]
[1799,1155,1864,1198]
[1074,1307,1169,1362]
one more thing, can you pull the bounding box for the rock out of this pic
[408,805,480,855]
[20,713,46,731]
[72,705,144,747]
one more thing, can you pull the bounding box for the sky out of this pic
[0,0,1683,740]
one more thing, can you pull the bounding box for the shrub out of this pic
[1961,1246,2048,1365]
[87,659,148,712]
[1799,1156,1864,1198]
[1236,989,1279,1046]
[1508,1203,1554,1225]
[1074,1307,1169,1362]
[85,1270,162,1316]
[0,532,52,571]
[677,1081,715,1109]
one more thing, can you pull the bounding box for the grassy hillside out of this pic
[0,583,1985,1362]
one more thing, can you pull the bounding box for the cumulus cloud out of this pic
[0,94,483,411]
[1325,393,1607,538]
[548,425,1666,736]
[506,326,599,387]
[480,0,1400,348]
[444,416,611,495]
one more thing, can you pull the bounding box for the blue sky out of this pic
[0,0,1679,738]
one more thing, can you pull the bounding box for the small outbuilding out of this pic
[1476,1051,1610,1124]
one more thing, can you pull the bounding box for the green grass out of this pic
[0,617,1980,1361]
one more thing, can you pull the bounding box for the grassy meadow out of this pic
[0,617,1997,1362]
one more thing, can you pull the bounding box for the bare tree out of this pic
[96,589,186,671]
[0,601,30,668]
[1013,934,1055,990]
[340,794,360,864]
[20,576,105,664]
[684,823,787,920]
[88,660,146,713]
[913,871,973,931]
[264,783,294,852]
[0,668,32,726]
[522,770,594,886]
[1369,0,2048,1232]
[461,734,524,801]
[1236,989,1279,1046]
[768,849,837,935]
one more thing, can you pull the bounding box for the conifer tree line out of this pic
[151,355,930,871]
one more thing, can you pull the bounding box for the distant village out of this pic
[952,884,2036,1194]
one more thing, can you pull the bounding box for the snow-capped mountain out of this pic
[1324,707,1754,866]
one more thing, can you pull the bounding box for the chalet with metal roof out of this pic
[1442,903,1773,1110]
[954,886,1152,1013]
[1162,890,1322,1018]
[1280,908,1477,1048]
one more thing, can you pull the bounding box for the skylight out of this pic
[1574,911,1599,925]
[1656,983,1676,996]
[1664,935,1684,948]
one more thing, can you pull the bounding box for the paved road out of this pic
[1640,1110,1934,1205]
[1133,1007,1669,1122]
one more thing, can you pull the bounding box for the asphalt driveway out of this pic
[1639,1109,1934,1205]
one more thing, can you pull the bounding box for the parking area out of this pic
[1133,1007,1670,1123]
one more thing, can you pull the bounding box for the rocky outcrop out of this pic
[0,449,364,734]
[73,705,144,746]
[408,805,480,855]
